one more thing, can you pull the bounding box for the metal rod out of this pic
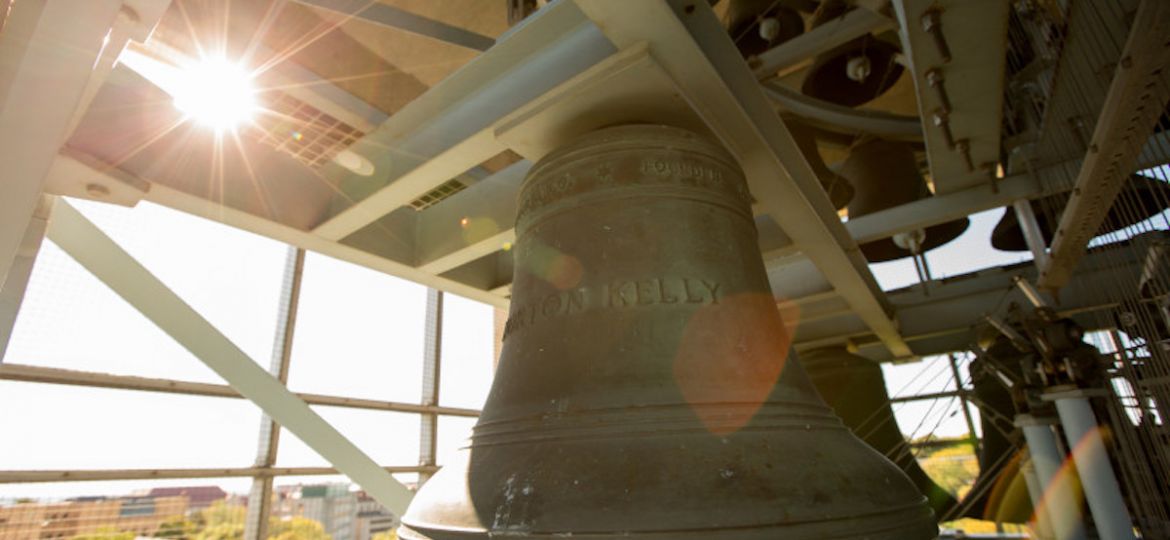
[888,388,968,404]
[1013,201,1052,272]
[0,466,440,484]
[0,363,481,417]
[948,353,980,453]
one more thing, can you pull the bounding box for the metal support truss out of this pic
[44,199,415,514]
[1039,0,1170,290]
[418,289,444,486]
[244,247,305,540]
[0,196,52,362]
[0,0,128,288]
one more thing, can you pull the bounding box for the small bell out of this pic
[801,0,904,107]
[843,139,969,262]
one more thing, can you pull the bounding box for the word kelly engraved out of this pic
[503,277,723,340]
[606,277,720,308]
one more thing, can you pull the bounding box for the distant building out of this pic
[0,495,187,540]
[271,484,398,540]
[147,486,227,511]
[353,492,398,540]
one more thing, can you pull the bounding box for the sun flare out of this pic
[171,57,257,131]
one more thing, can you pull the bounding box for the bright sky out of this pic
[0,199,493,499]
[0,196,1015,501]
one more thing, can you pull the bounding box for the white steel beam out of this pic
[311,0,615,241]
[44,155,507,308]
[575,0,911,358]
[0,195,52,362]
[0,0,125,288]
[891,0,1011,194]
[45,200,415,514]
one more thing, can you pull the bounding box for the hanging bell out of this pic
[843,139,969,262]
[799,347,960,518]
[726,0,805,59]
[991,174,1170,251]
[401,125,937,539]
[787,119,855,209]
[801,0,904,107]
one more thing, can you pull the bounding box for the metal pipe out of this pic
[1046,388,1137,540]
[1016,414,1087,540]
[1020,456,1057,540]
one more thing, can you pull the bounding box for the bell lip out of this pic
[858,217,970,263]
[990,174,1170,251]
[400,499,936,539]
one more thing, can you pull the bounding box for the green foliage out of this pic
[70,528,134,540]
[191,501,245,540]
[194,521,245,540]
[268,517,331,540]
[133,501,339,540]
[157,515,200,538]
[915,439,980,499]
[370,531,398,540]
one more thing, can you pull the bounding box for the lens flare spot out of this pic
[523,242,584,290]
[291,130,304,142]
[673,293,797,435]
[459,217,501,248]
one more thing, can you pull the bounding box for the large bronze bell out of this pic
[787,119,855,210]
[799,347,960,518]
[843,139,969,262]
[401,125,936,539]
[991,174,1170,251]
[801,0,904,107]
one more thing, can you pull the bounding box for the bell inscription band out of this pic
[401,125,937,539]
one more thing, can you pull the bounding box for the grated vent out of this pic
[250,91,365,169]
[408,179,468,211]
